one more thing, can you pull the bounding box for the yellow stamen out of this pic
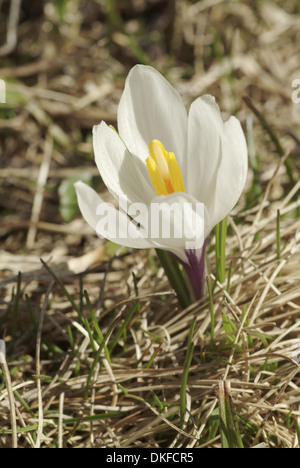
[146,156,168,196]
[146,139,185,196]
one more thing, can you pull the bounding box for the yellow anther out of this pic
[167,152,185,193]
[145,156,168,196]
[146,139,185,196]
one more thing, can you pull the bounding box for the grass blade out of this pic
[218,380,243,448]
[206,276,215,350]
[295,419,300,448]
[180,317,196,427]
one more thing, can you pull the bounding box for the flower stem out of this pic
[156,243,207,307]
[215,216,228,283]
[182,241,207,301]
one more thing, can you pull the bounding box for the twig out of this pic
[58,392,65,449]
[26,136,53,248]
[251,366,300,446]
[0,0,21,57]
[35,281,54,449]
[0,359,18,448]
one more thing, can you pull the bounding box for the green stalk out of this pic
[218,380,243,448]
[215,216,228,283]
[84,314,122,398]
[155,249,191,308]
[108,301,140,353]
[295,419,300,448]
[84,290,111,365]
[40,259,83,321]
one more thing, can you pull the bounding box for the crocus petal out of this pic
[75,181,207,261]
[118,65,188,183]
[74,180,101,231]
[205,116,248,233]
[93,121,154,206]
[186,95,224,203]
[75,181,155,249]
[187,95,248,235]
[147,192,207,262]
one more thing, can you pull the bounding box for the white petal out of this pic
[186,95,224,202]
[75,181,154,249]
[206,116,248,233]
[187,96,248,234]
[75,181,209,259]
[93,121,154,205]
[118,65,188,182]
[146,192,207,261]
[74,180,102,231]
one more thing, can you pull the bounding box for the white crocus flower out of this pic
[75,65,248,299]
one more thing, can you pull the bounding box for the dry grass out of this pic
[0,0,299,448]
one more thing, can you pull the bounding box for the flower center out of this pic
[145,139,185,196]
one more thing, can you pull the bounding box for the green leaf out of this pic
[295,419,300,448]
[208,408,220,441]
[58,174,93,223]
[222,311,237,345]
[218,381,243,448]
[54,0,70,20]
[155,249,191,308]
